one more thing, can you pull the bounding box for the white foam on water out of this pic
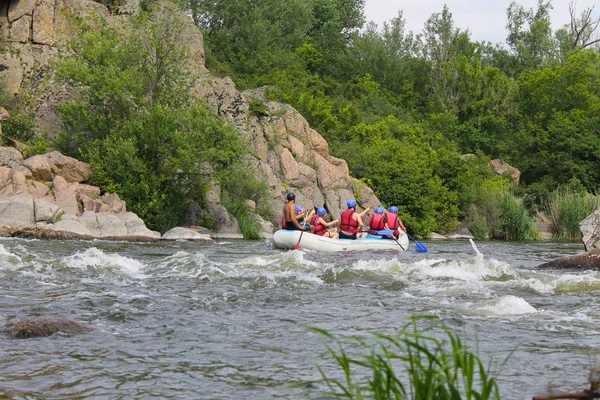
[62,247,148,280]
[155,248,325,285]
[0,244,25,270]
[473,295,537,316]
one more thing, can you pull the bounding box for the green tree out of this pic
[506,0,557,71]
[55,5,261,234]
[516,49,600,198]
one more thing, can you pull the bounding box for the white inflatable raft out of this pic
[272,229,409,252]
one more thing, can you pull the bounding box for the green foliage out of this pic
[54,7,265,236]
[499,193,533,240]
[39,0,600,240]
[221,167,272,232]
[464,177,510,240]
[303,317,501,399]
[2,113,36,143]
[248,98,269,117]
[546,188,600,241]
[0,84,13,110]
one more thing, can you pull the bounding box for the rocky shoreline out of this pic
[0,146,259,241]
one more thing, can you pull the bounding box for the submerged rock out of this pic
[537,251,600,270]
[5,316,93,339]
[162,226,212,240]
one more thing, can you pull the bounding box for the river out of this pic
[0,237,597,399]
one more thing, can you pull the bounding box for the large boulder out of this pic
[538,251,600,270]
[489,159,520,186]
[581,208,600,252]
[46,150,91,182]
[5,316,93,339]
[207,204,242,238]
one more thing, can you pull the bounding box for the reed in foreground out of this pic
[303,318,502,399]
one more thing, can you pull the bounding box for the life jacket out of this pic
[368,214,386,234]
[281,217,286,229]
[311,215,327,236]
[386,212,399,230]
[340,209,359,233]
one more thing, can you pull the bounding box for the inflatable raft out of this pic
[272,229,410,252]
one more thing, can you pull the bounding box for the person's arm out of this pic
[383,214,390,230]
[398,217,407,232]
[298,212,309,229]
[357,207,371,218]
[325,218,339,227]
[355,213,364,229]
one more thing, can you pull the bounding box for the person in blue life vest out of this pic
[368,207,387,235]
[309,208,339,238]
[282,192,310,231]
[339,200,370,239]
[384,206,407,239]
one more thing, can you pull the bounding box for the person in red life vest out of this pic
[339,199,370,239]
[384,206,406,239]
[310,208,339,238]
[282,192,310,231]
[368,207,387,235]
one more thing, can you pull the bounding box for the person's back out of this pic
[368,207,386,235]
[339,200,370,239]
[283,193,309,231]
[385,206,406,238]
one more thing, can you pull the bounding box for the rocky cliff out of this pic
[0,0,380,238]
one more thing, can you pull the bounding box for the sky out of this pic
[363,0,599,45]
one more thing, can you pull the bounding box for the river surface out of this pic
[0,237,597,399]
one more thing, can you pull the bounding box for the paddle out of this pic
[294,212,309,250]
[406,232,428,253]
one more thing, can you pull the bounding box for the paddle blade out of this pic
[295,230,305,250]
[415,242,428,253]
[376,229,395,236]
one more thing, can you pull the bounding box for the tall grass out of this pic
[464,178,507,240]
[546,189,600,241]
[499,193,533,240]
[304,317,501,399]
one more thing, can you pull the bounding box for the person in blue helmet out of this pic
[294,205,315,226]
[384,205,406,239]
[368,207,387,235]
[339,199,370,239]
[310,207,339,238]
[283,192,310,231]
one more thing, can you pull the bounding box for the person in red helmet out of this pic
[339,199,370,239]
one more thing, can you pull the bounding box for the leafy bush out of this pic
[2,114,36,143]
[221,168,271,239]
[546,189,600,241]
[464,204,489,240]
[304,317,501,399]
[248,98,269,117]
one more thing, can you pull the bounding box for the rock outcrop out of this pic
[0,148,160,240]
[581,209,600,252]
[489,159,521,186]
[538,251,600,270]
[5,316,93,338]
[1,0,380,238]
